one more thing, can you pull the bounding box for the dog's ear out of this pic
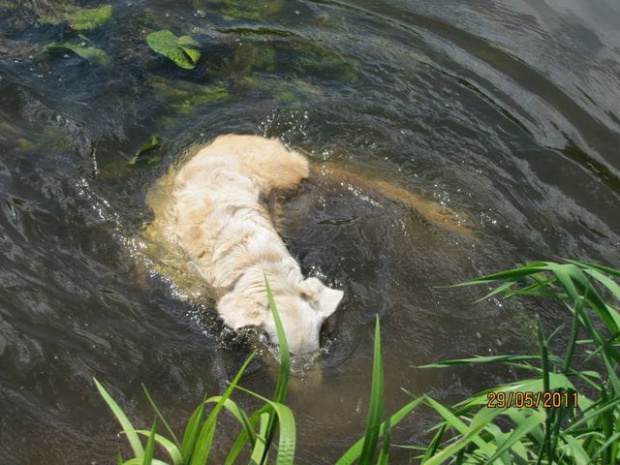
[217,293,265,330]
[299,277,344,318]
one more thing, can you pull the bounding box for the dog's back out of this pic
[190,134,310,194]
[167,135,309,289]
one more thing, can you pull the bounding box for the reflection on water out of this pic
[1,0,619,462]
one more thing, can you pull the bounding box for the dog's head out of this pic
[218,277,344,355]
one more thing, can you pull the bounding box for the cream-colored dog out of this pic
[154,134,344,355]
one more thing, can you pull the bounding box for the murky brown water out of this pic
[1,0,619,463]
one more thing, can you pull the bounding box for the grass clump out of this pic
[97,260,620,464]
[412,259,620,464]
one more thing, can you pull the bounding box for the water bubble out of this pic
[194,9,206,18]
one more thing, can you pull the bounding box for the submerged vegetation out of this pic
[98,260,620,464]
[1,0,358,151]
[39,4,113,31]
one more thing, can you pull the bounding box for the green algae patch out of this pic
[222,42,277,76]
[296,52,359,83]
[67,5,112,30]
[247,77,323,104]
[148,75,229,117]
[129,134,162,166]
[146,30,201,70]
[47,42,111,66]
[40,5,113,31]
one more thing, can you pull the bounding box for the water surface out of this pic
[1,0,619,463]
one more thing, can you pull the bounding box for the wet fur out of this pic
[154,134,344,354]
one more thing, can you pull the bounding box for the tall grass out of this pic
[97,260,619,464]
[412,259,620,464]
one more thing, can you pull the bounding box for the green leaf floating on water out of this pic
[129,134,162,166]
[47,43,111,66]
[40,5,113,31]
[146,30,201,70]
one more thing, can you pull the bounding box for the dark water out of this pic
[1,0,619,463]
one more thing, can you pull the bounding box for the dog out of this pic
[151,134,344,355]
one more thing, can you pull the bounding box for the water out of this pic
[1,0,619,463]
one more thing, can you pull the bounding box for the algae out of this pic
[47,42,111,66]
[148,75,230,116]
[129,135,162,166]
[39,5,113,31]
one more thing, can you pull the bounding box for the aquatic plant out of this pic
[147,75,229,121]
[46,41,111,66]
[97,260,620,464]
[146,30,201,70]
[39,4,113,31]
[129,135,163,167]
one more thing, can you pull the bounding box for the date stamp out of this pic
[486,390,578,409]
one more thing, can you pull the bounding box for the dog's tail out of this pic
[208,134,310,194]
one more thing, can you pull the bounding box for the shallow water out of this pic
[1,0,619,463]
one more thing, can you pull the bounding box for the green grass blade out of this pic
[419,354,540,369]
[224,406,270,465]
[335,397,424,465]
[250,412,271,465]
[235,386,297,465]
[142,420,157,465]
[181,400,206,461]
[473,280,517,303]
[419,423,448,464]
[564,259,620,278]
[582,268,620,301]
[122,459,168,465]
[265,275,290,397]
[205,396,256,446]
[141,384,181,449]
[94,378,145,458]
[189,352,257,465]
[483,409,546,464]
[359,315,384,465]
[376,429,391,465]
[589,431,620,462]
[451,264,549,286]
[132,430,183,465]
[260,276,292,464]
[561,435,590,465]
[422,396,501,463]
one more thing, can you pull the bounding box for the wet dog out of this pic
[151,134,344,355]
